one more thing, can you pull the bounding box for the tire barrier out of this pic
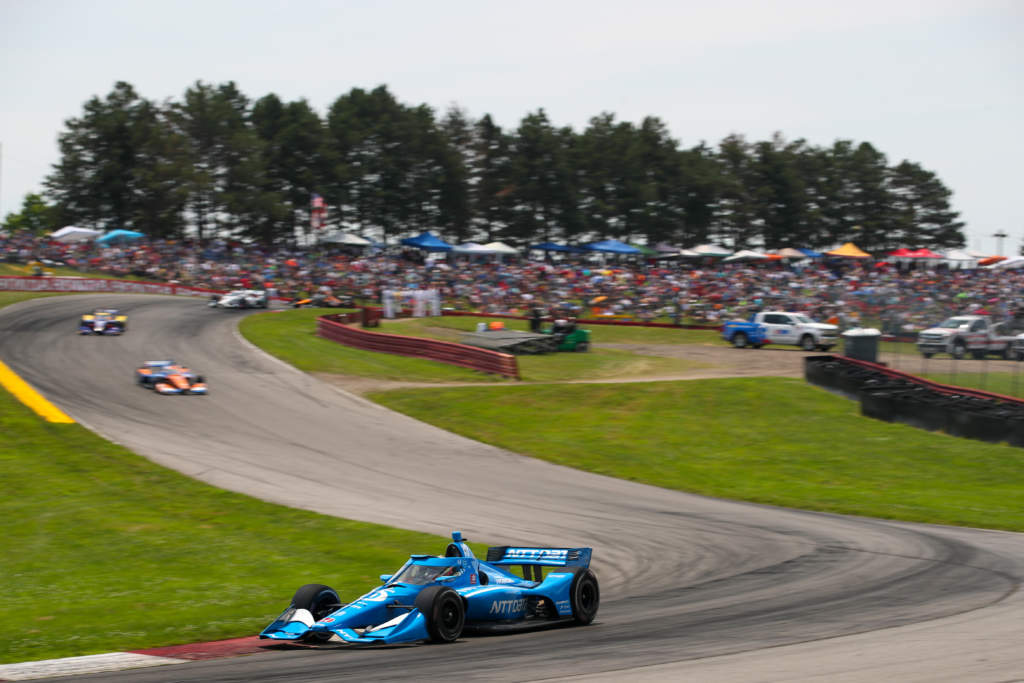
[317,314,520,379]
[805,355,1024,447]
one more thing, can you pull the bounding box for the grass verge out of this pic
[239,310,712,383]
[0,387,484,664]
[370,378,1024,532]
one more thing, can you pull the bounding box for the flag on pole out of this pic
[311,194,327,231]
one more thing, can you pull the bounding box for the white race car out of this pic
[209,289,268,309]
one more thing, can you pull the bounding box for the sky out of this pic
[1,0,1021,254]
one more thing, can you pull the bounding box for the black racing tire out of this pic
[569,568,600,625]
[731,332,748,349]
[290,583,341,622]
[800,334,816,352]
[574,342,590,352]
[952,340,967,360]
[415,586,464,643]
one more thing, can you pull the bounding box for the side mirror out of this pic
[379,574,392,584]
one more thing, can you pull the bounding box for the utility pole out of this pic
[993,230,1008,256]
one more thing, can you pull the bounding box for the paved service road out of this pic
[2,295,1022,682]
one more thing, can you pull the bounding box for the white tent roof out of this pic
[943,249,976,261]
[723,249,768,262]
[453,242,494,254]
[51,226,101,243]
[692,244,734,257]
[481,241,519,254]
[321,231,371,245]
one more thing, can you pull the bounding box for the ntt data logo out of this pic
[504,548,568,561]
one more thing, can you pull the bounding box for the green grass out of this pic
[240,310,712,383]
[0,291,68,307]
[0,388,486,664]
[371,379,1024,532]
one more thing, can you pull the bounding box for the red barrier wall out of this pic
[0,275,223,297]
[317,314,519,379]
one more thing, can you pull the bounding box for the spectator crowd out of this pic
[3,230,1022,335]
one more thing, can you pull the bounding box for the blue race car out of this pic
[79,309,127,335]
[260,531,599,645]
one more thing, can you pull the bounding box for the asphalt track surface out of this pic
[2,294,1023,682]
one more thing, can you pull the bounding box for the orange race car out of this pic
[135,360,208,395]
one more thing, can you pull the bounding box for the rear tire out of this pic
[922,352,934,359]
[569,568,600,625]
[291,583,340,622]
[415,586,464,643]
[574,342,589,352]
[731,332,748,349]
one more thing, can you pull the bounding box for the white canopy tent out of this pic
[723,249,768,262]
[321,231,371,246]
[481,241,519,254]
[942,249,978,269]
[452,242,495,254]
[51,226,101,243]
[692,244,734,257]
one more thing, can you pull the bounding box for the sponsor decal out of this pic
[504,548,568,561]
[362,589,391,602]
[494,576,515,584]
[489,598,526,616]
[470,573,477,585]
[556,600,571,612]
[320,617,335,623]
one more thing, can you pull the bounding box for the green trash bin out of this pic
[842,328,881,363]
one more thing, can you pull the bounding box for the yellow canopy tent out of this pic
[825,242,871,259]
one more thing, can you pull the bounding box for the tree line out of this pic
[6,80,965,251]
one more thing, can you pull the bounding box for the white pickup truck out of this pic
[722,311,839,351]
[916,315,1015,359]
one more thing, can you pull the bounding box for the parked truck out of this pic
[916,315,1016,359]
[722,311,839,351]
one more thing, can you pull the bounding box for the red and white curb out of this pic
[0,637,266,680]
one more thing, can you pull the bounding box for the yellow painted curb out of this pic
[0,360,74,423]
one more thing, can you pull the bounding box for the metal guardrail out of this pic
[317,314,519,379]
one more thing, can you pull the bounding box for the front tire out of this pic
[574,342,589,352]
[569,568,600,625]
[415,586,464,643]
[800,334,816,352]
[952,340,967,360]
[922,352,934,359]
[731,332,748,349]
[291,583,341,622]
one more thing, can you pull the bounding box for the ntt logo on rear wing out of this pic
[504,548,569,561]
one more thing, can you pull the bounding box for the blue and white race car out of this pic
[79,309,127,335]
[260,531,599,645]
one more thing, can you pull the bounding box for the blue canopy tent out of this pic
[97,229,144,245]
[400,232,453,252]
[583,239,642,254]
[528,241,584,253]
[797,248,824,258]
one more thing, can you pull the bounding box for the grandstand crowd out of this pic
[2,230,1021,334]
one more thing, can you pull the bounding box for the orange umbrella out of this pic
[979,256,1006,266]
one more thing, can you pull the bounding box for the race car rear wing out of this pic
[485,546,592,569]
